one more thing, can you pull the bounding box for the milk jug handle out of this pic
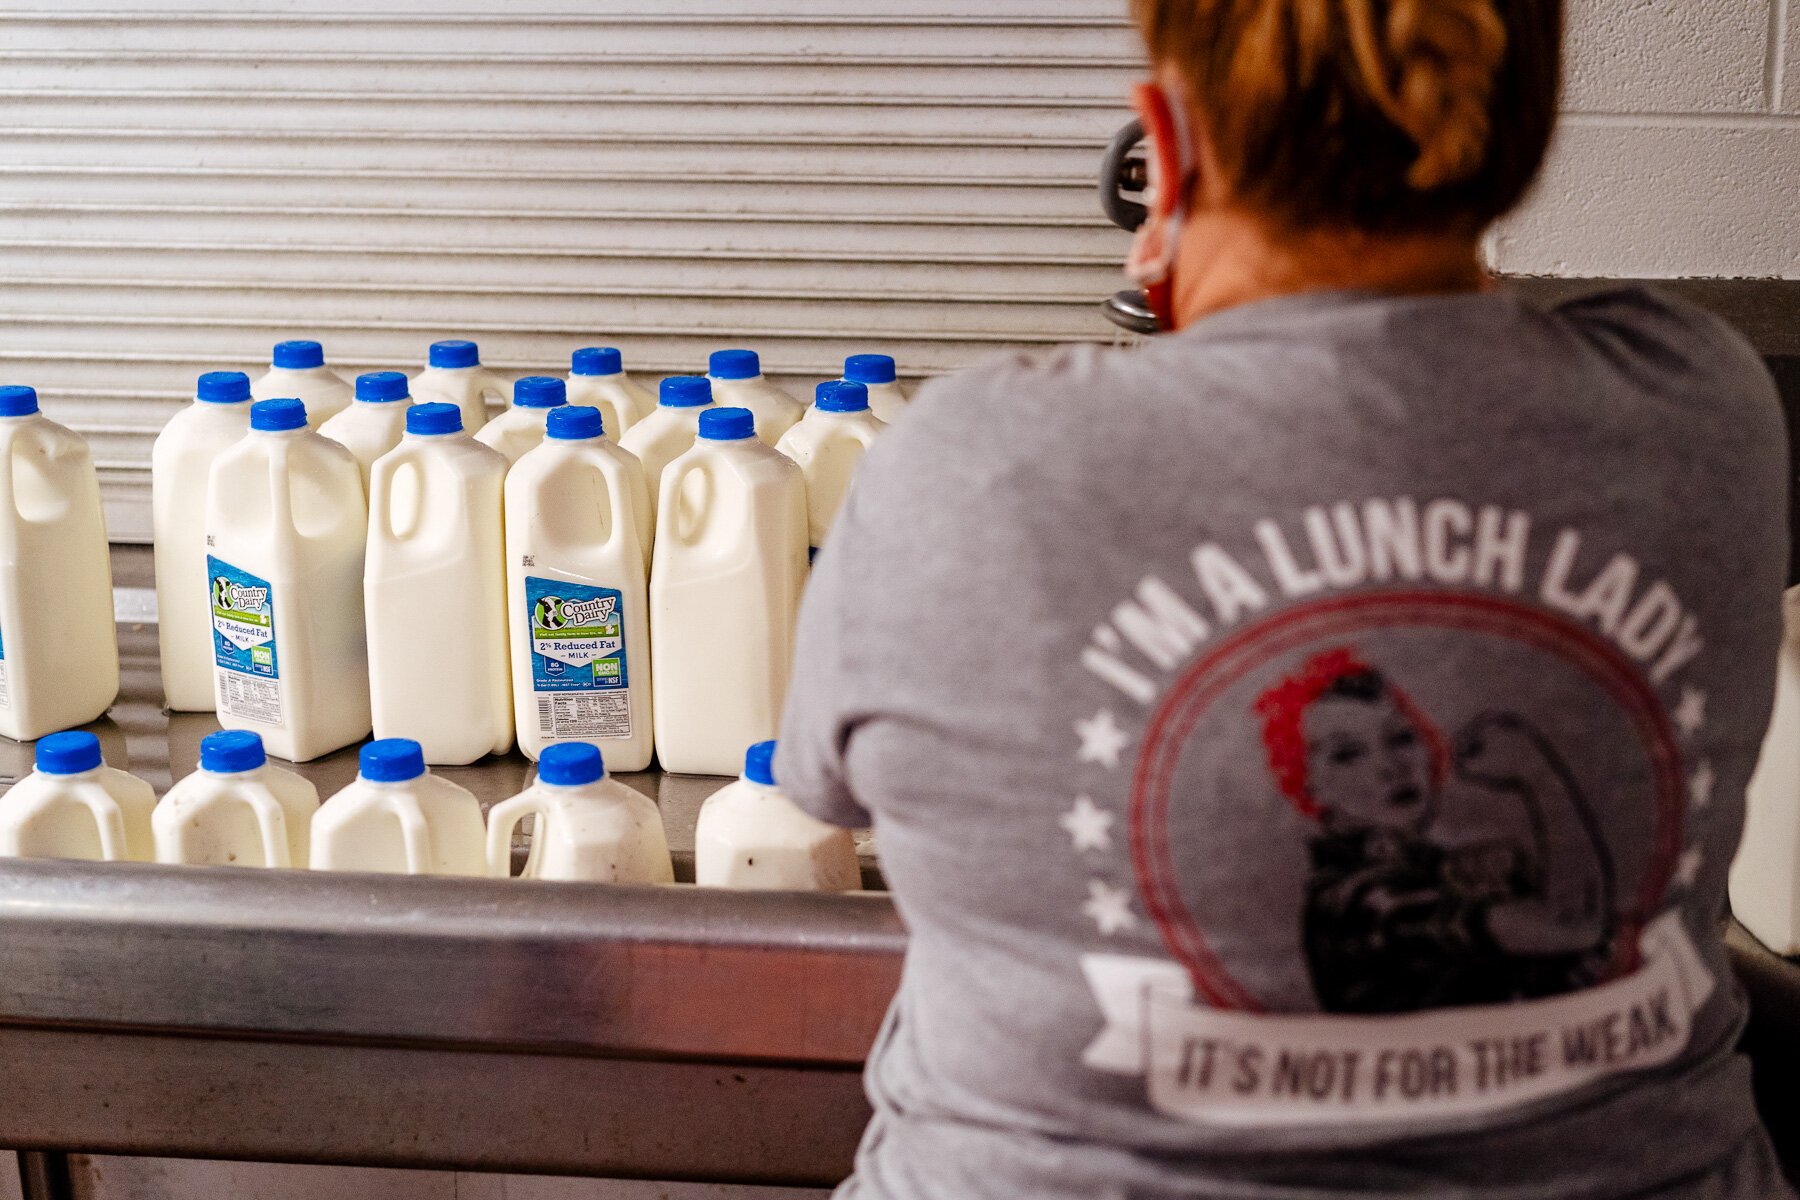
[485,793,548,879]
[666,460,718,548]
[79,785,130,862]
[385,795,435,874]
[267,438,296,536]
[242,783,293,869]
[600,459,634,554]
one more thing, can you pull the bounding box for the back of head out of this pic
[1131,0,1561,235]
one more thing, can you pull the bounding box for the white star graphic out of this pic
[1671,688,1707,739]
[1060,795,1115,853]
[1688,760,1715,811]
[1075,709,1131,770]
[1082,879,1138,935]
[1673,847,1705,890]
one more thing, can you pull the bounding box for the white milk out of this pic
[843,354,909,424]
[775,380,884,552]
[0,387,119,741]
[206,399,371,763]
[650,407,808,776]
[153,371,253,712]
[617,375,713,523]
[311,738,486,876]
[694,742,860,890]
[506,406,654,768]
[486,742,672,883]
[318,371,413,493]
[365,402,513,765]
[0,731,154,862]
[154,729,320,868]
[409,339,504,434]
[475,375,566,465]
[707,349,804,446]
[567,347,655,442]
[250,340,353,426]
[1732,585,1800,951]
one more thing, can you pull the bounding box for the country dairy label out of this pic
[526,575,631,740]
[209,557,282,725]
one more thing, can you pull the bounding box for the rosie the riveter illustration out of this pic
[1254,648,1618,1014]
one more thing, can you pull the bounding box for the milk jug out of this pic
[486,742,672,883]
[410,339,503,434]
[1732,585,1800,951]
[775,381,884,553]
[206,399,371,763]
[250,340,353,426]
[844,354,909,424]
[567,347,655,442]
[365,403,513,765]
[318,371,412,492]
[0,387,120,741]
[0,731,154,862]
[475,375,566,465]
[707,349,804,446]
[154,730,320,868]
[506,406,654,768]
[618,375,713,522]
[650,408,808,775]
[695,741,860,890]
[311,738,486,876]
[153,371,253,712]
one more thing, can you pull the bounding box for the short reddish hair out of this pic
[1253,647,1448,820]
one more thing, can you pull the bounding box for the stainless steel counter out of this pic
[0,616,905,1189]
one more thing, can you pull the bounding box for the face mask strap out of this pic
[1126,81,1198,332]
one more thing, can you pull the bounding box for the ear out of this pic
[1131,81,1189,223]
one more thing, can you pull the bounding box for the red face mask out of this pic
[1125,81,1198,332]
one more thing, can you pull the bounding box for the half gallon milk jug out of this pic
[154,730,319,868]
[475,375,566,465]
[0,731,154,861]
[319,370,412,493]
[410,339,502,434]
[694,741,860,890]
[486,742,672,883]
[707,349,804,446]
[250,340,353,426]
[618,375,713,523]
[775,380,884,553]
[206,399,371,762]
[506,406,653,768]
[365,403,513,765]
[567,346,655,442]
[650,408,808,775]
[844,354,909,424]
[311,738,486,876]
[153,371,253,712]
[0,387,120,741]
[1732,585,1800,951]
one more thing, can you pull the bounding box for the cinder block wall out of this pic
[1491,0,1798,278]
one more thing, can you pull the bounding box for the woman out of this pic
[777,0,1791,1196]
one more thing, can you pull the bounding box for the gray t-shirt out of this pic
[778,287,1793,1200]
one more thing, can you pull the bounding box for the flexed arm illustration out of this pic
[1451,712,1616,956]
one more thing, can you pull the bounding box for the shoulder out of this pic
[1546,285,1778,410]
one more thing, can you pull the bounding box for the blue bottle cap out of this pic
[360,738,426,783]
[0,385,39,417]
[844,354,897,385]
[546,405,604,441]
[197,371,252,404]
[699,407,755,441]
[36,731,103,776]
[272,340,325,370]
[815,380,869,413]
[406,402,463,436]
[659,375,712,408]
[571,347,622,377]
[708,349,760,380]
[251,398,307,432]
[200,729,268,774]
[355,370,410,403]
[428,340,480,370]
[538,742,605,787]
[744,740,777,786]
[513,376,567,409]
